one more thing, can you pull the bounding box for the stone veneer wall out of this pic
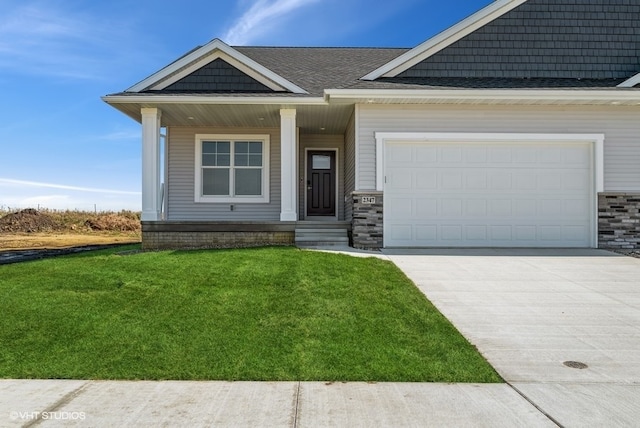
[351,191,383,249]
[598,193,640,249]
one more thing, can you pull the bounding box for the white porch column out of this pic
[280,108,298,221]
[141,107,162,221]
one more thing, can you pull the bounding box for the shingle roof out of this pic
[233,47,409,96]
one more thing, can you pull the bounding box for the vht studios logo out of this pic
[10,411,86,421]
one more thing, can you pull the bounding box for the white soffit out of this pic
[126,39,308,94]
[618,72,640,88]
[361,0,528,81]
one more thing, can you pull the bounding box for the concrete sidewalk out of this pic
[2,248,640,427]
[0,380,552,427]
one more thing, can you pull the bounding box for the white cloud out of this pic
[0,178,140,196]
[0,179,141,211]
[93,130,141,142]
[0,2,140,80]
[224,0,320,45]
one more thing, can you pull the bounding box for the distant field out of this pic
[0,208,141,250]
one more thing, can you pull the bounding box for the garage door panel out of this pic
[441,147,463,162]
[466,171,488,189]
[466,225,488,240]
[564,172,589,190]
[513,146,539,163]
[441,199,463,216]
[416,170,437,189]
[514,173,537,190]
[515,226,537,240]
[490,200,513,216]
[386,197,413,219]
[441,172,463,189]
[416,146,437,163]
[384,141,593,248]
[388,145,413,162]
[466,200,488,216]
[387,170,413,190]
[539,174,563,190]
[465,147,488,163]
[513,199,537,216]
[490,173,512,190]
[416,199,437,216]
[489,147,513,163]
[564,146,591,164]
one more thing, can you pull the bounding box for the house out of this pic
[103,0,640,250]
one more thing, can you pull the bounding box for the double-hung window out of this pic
[195,134,270,203]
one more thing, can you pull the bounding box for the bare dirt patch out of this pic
[0,208,141,251]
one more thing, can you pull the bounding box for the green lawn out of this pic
[0,246,501,382]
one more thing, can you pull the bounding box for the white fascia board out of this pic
[361,0,528,81]
[126,39,308,94]
[325,88,640,104]
[102,95,326,106]
[618,72,640,88]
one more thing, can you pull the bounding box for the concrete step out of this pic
[295,229,347,237]
[295,228,349,248]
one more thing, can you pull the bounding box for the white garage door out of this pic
[384,141,594,248]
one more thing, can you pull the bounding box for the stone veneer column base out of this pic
[351,191,383,250]
[598,193,640,250]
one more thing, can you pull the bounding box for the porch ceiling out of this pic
[109,102,354,134]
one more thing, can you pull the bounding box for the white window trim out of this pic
[195,134,270,203]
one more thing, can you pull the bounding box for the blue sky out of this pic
[0,0,492,211]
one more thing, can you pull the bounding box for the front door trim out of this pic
[304,148,338,220]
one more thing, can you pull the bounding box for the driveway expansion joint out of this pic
[507,381,564,428]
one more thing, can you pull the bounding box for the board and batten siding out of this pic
[344,111,356,222]
[298,134,345,220]
[356,104,640,192]
[166,126,281,221]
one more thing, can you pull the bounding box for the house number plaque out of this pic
[362,196,376,204]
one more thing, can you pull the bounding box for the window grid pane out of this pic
[200,139,265,199]
[235,169,262,196]
[202,168,230,196]
[202,141,230,166]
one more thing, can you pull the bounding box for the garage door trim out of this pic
[375,132,604,248]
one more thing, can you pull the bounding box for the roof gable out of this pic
[364,0,640,82]
[126,39,308,94]
[160,58,273,93]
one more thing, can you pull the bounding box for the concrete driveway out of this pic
[384,248,640,427]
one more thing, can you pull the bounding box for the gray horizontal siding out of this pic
[167,126,281,221]
[356,104,640,192]
[401,0,640,80]
[298,134,345,220]
[344,111,356,222]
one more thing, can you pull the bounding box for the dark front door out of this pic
[307,151,336,216]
